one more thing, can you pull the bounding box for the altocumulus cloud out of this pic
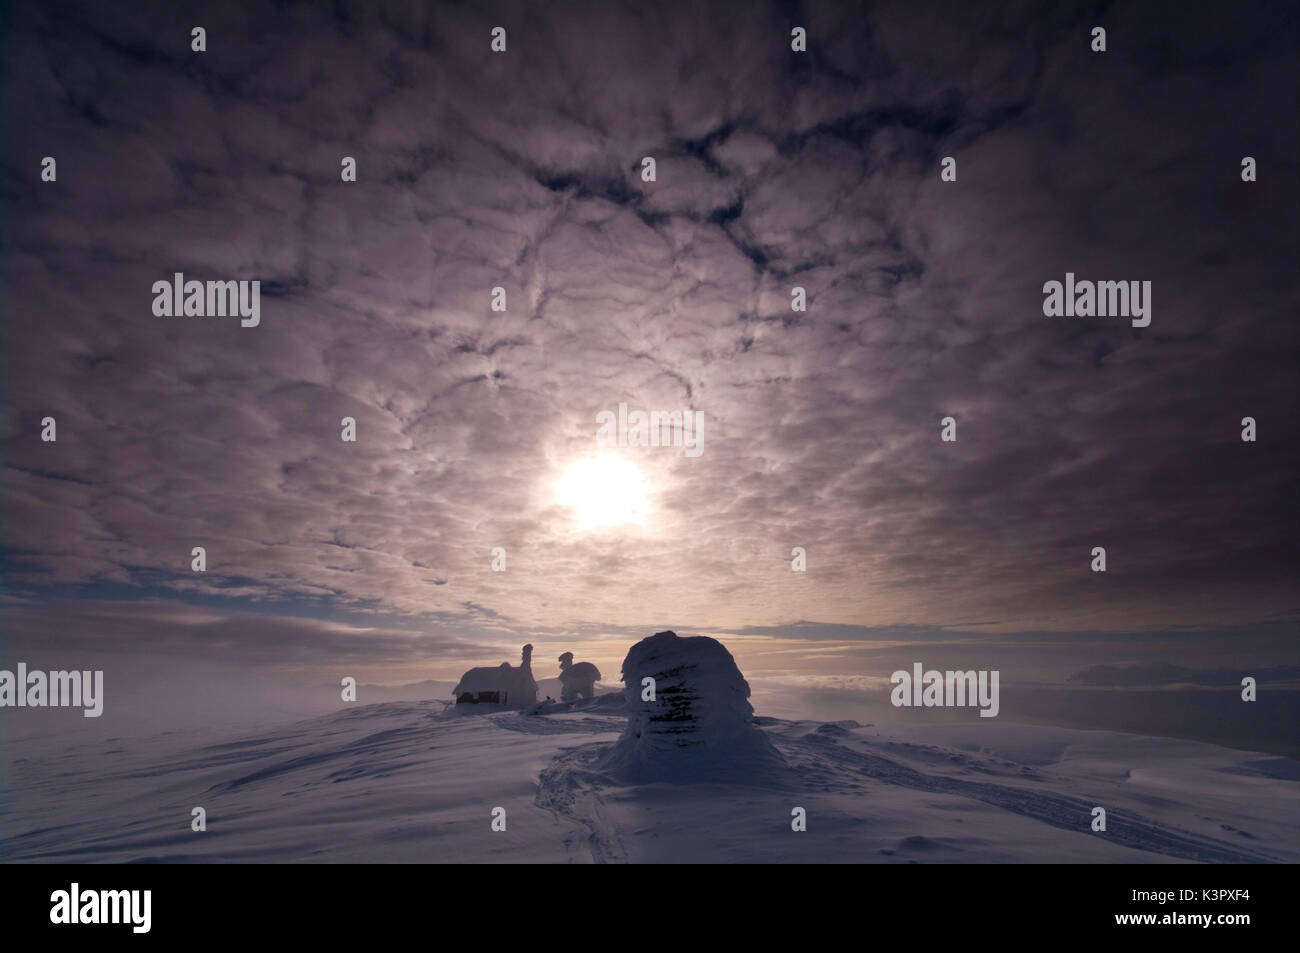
[1,0,1296,672]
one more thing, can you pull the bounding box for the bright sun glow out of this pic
[554,455,651,530]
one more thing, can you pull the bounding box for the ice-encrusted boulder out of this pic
[600,630,786,783]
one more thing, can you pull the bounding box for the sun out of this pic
[554,454,651,530]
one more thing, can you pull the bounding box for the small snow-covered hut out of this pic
[557,651,602,702]
[453,644,537,708]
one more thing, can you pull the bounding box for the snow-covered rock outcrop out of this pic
[600,630,786,783]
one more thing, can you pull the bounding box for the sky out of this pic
[1,0,1297,733]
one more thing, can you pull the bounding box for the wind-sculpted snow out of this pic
[1,700,1295,863]
[538,721,1294,864]
[489,711,627,736]
[789,730,1275,864]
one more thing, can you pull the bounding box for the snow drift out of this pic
[599,630,787,783]
[4,694,1295,863]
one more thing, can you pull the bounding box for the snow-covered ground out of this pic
[2,697,1295,863]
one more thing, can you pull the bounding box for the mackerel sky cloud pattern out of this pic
[2,0,1296,677]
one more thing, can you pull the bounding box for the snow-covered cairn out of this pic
[557,651,601,702]
[601,631,786,782]
[453,644,538,708]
